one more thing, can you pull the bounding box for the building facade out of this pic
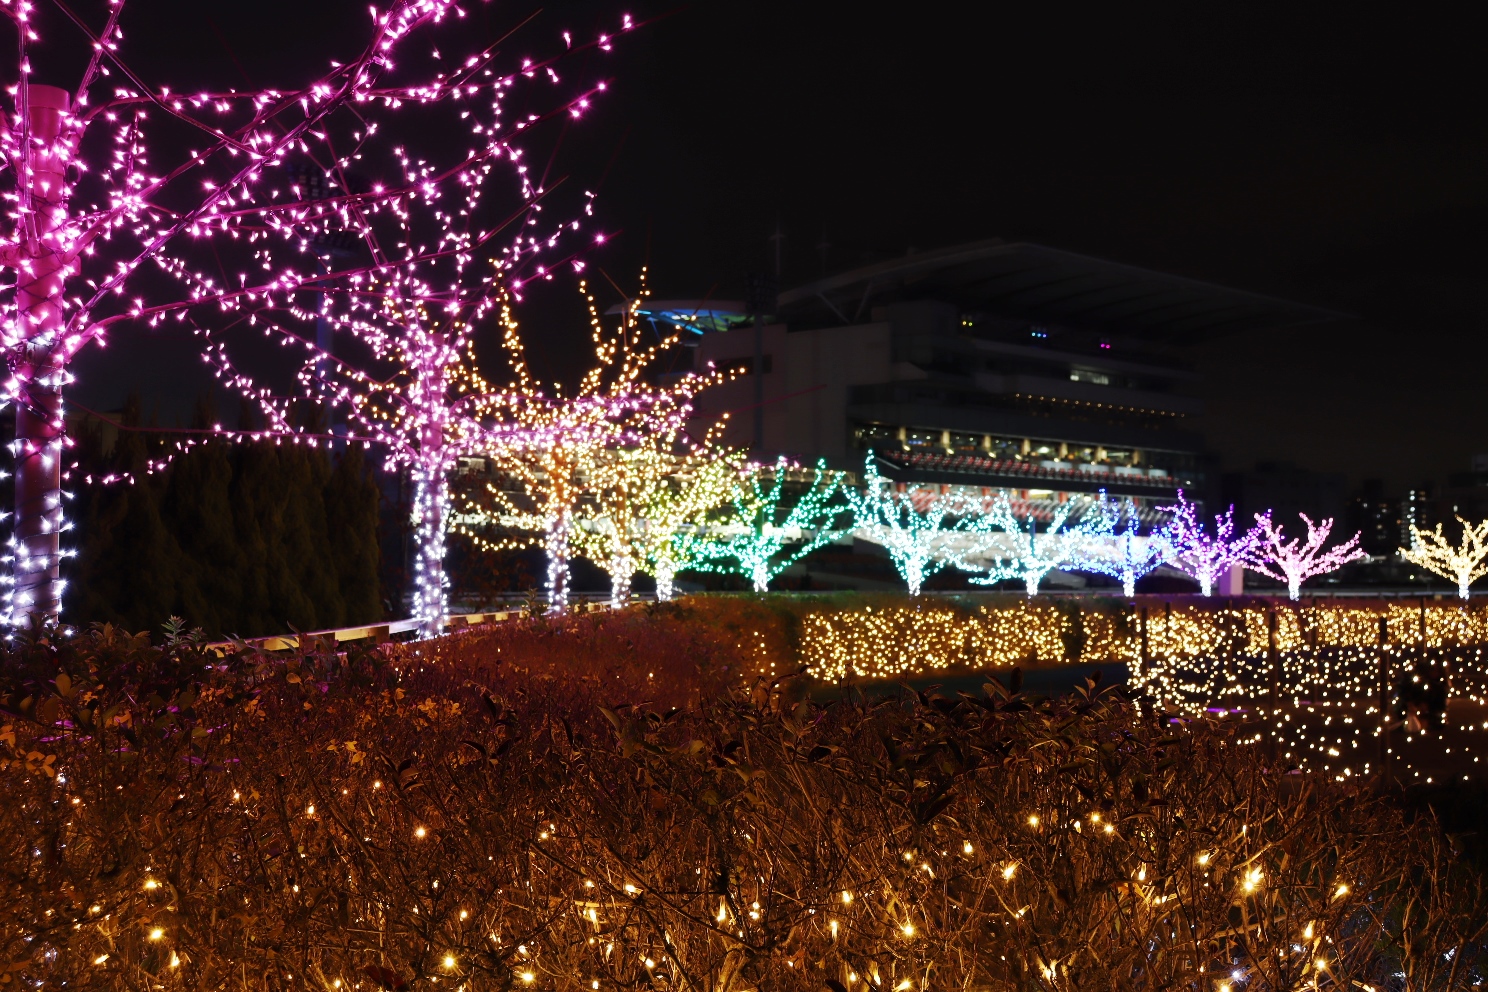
[672,240,1336,532]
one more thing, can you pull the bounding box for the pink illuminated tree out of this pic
[1244,511,1367,600]
[1161,490,1260,596]
[0,0,633,624]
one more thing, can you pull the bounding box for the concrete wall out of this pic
[692,322,893,464]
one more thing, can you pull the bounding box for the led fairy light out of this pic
[1399,516,1488,599]
[458,271,726,614]
[1069,491,1173,596]
[575,430,745,607]
[639,446,745,602]
[685,457,849,593]
[1161,490,1259,596]
[964,490,1089,596]
[1244,512,1366,601]
[0,0,637,625]
[846,452,1005,596]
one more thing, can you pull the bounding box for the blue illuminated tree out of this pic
[1071,492,1173,596]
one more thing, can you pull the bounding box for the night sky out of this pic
[48,0,1488,494]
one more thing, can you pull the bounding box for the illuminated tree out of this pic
[689,457,848,593]
[459,276,719,614]
[577,438,745,606]
[1245,511,1366,600]
[1071,492,1172,597]
[1160,490,1259,596]
[1400,516,1488,599]
[967,492,1086,596]
[0,0,634,624]
[846,452,1001,596]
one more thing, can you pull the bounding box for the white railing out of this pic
[208,600,611,653]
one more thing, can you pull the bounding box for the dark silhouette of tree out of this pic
[68,399,381,637]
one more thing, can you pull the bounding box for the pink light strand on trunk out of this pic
[7,84,72,620]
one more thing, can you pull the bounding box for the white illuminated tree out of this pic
[846,452,1001,596]
[968,492,1086,596]
[1400,516,1488,599]
[1245,511,1366,601]
[1161,490,1259,596]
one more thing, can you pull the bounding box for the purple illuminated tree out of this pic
[1245,511,1366,601]
[1161,490,1260,596]
[0,0,633,624]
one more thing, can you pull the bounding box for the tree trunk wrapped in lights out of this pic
[1400,516,1488,599]
[0,0,637,626]
[846,452,1002,596]
[1160,489,1260,596]
[1244,511,1367,601]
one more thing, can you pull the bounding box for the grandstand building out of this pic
[665,240,1336,529]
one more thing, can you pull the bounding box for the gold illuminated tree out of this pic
[457,273,724,613]
[576,434,746,605]
[1401,516,1488,599]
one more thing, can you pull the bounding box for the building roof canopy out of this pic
[777,239,1345,341]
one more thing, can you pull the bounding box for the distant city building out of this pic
[1221,461,1348,536]
[1347,479,1404,556]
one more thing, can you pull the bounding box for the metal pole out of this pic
[753,308,765,450]
[1377,612,1390,778]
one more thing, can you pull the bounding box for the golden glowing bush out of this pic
[3,621,1487,991]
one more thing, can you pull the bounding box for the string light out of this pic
[1399,516,1488,599]
[964,491,1088,595]
[846,451,1004,596]
[1070,491,1171,597]
[0,0,638,627]
[454,272,723,614]
[1161,490,1259,596]
[575,438,745,606]
[684,457,848,593]
[1245,512,1366,601]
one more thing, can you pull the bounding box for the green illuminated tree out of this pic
[690,457,849,593]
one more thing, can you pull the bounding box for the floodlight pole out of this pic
[746,271,776,453]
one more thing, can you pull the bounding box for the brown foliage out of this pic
[1,618,1485,991]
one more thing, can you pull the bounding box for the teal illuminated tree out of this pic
[1070,492,1173,596]
[847,452,1002,595]
[691,458,848,592]
[968,492,1085,596]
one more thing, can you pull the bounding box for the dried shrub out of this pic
[1,620,1485,991]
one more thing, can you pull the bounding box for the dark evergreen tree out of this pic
[274,424,345,630]
[69,399,383,637]
[71,397,189,631]
[158,399,243,635]
[325,443,383,625]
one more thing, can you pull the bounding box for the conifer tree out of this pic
[326,444,384,625]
